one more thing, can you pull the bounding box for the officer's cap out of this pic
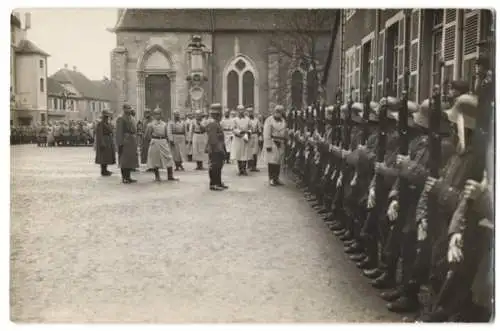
[209,103,222,114]
[236,105,245,111]
[274,105,285,113]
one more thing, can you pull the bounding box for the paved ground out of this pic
[10,145,402,323]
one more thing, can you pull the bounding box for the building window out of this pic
[345,9,356,21]
[39,78,45,92]
[227,70,239,110]
[242,71,255,108]
[224,56,258,111]
[291,70,304,109]
[39,59,44,69]
[62,98,66,110]
[92,101,96,112]
[54,98,59,110]
[306,70,318,106]
[431,30,443,88]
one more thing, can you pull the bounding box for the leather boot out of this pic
[371,272,395,290]
[167,167,179,181]
[363,267,383,279]
[380,286,405,302]
[153,168,161,181]
[349,253,366,262]
[387,294,420,313]
[356,256,374,269]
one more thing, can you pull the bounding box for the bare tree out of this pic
[268,10,338,108]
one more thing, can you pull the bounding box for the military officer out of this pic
[115,104,139,184]
[141,109,153,169]
[247,107,261,172]
[191,110,208,170]
[205,103,228,191]
[94,109,116,176]
[231,105,251,175]
[220,110,234,164]
[263,105,287,186]
[169,111,187,171]
[143,108,178,182]
[185,112,194,162]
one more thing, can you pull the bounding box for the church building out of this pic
[109,9,336,120]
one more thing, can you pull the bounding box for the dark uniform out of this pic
[115,104,139,183]
[94,110,116,176]
[205,103,228,191]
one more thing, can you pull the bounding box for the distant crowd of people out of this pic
[10,120,96,146]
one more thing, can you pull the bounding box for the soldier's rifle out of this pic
[392,10,412,234]
[362,76,374,144]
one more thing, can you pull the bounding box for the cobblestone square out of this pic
[10,145,399,322]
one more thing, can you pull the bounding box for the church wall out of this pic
[113,31,213,117]
[212,32,270,116]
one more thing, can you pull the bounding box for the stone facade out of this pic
[110,9,335,119]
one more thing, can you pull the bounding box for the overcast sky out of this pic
[15,8,118,80]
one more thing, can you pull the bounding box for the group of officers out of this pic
[10,120,95,146]
[285,66,493,322]
[93,102,288,189]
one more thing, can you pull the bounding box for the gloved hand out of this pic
[463,179,486,200]
[417,219,428,241]
[367,188,375,209]
[448,233,463,263]
[336,173,343,188]
[424,176,438,193]
[266,147,272,152]
[350,172,358,186]
[387,200,399,221]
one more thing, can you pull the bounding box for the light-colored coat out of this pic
[144,119,174,169]
[185,119,194,156]
[191,120,208,162]
[230,116,251,161]
[248,117,261,159]
[220,117,234,154]
[168,120,187,162]
[263,115,287,165]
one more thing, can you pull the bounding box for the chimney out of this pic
[24,12,31,30]
[73,66,77,71]
[64,64,68,69]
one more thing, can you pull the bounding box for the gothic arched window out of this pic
[227,70,239,110]
[291,70,303,109]
[307,70,318,106]
[242,71,255,108]
[223,56,258,111]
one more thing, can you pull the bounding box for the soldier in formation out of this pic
[263,105,287,186]
[190,110,208,170]
[220,110,235,164]
[10,120,95,146]
[285,55,493,322]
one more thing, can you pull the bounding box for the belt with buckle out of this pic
[151,135,166,139]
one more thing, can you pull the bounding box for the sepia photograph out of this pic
[7,2,495,324]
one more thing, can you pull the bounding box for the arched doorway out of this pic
[136,44,175,120]
[145,75,171,121]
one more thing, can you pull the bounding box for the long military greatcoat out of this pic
[141,118,153,164]
[231,116,251,161]
[169,119,187,162]
[95,120,116,165]
[263,115,287,165]
[115,114,139,169]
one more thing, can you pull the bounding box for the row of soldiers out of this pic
[285,59,494,322]
[10,120,95,147]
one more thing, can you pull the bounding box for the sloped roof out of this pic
[11,14,21,28]
[92,79,119,102]
[47,77,66,96]
[51,69,111,101]
[114,9,337,32]
[15,39,50,57]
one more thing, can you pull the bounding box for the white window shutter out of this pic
[377,30,385,100]
[442,9,457,83]
[410,9,421,101]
